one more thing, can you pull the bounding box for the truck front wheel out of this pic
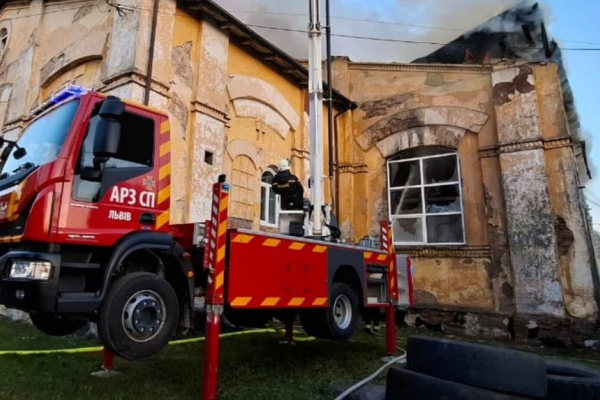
[29,312,86,336]
[98,272,179,360]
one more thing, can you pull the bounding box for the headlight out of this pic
[9,261,53,281]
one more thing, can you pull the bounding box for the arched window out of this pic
[260,169,279,226]
[387,146,465,245]
[0,28,8,60]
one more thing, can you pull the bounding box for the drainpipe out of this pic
[333,104,355,223]
[144,0,160,105]
[326,0,334,181]
[333,110,344,222]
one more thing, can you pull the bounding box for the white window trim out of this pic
[260,170,280,228]
[387,151,466,246]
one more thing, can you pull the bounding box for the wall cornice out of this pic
[191,100,229,124]
[349,62,493,74]
[99,70,170,96]
[395,246,492,259]
[479,137,573,158]
[339,163,368,174]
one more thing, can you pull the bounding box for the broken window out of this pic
[387,146,465,245]
[260,170,279,226]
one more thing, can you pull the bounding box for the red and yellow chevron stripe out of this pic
[229,296,328,308]
[156,119,171,230]
[230,233,329,254]
[363,251,388,264]
[205,181,229,305]
[380,221,399,301]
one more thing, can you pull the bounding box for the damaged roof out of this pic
[412,2,585,175]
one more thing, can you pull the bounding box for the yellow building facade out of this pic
[0,0,597,335]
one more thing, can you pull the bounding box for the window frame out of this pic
[387,151,466,246]
[72,106,156,203]
[260,169,280,227]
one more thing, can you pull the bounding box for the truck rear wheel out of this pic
[29,312,86,336]
[98,272,179,360]
[300,282,358,341]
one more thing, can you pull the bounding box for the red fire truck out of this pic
[0,86,402,362]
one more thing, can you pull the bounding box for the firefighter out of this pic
[272,159,305,210]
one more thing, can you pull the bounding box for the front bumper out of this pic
[0,251,60,313]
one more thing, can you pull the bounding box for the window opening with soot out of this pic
[387,146,465,245]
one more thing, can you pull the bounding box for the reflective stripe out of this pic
[230,297,252,307]
[288,298,305,306]
[261,297,280,306]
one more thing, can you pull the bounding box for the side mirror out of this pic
[99,96,126,118]
[79,97,125,181]
[13,147,26,160]
[91,116,121,159]
[91,96,126,159]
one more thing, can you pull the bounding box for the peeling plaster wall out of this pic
[333,61,597,320]
[226,44,313,229]
[335,64,499,311]
[184,20,229,224]
[492,65,565,318]
[0,0,113,131]
[499,148,564,317]
[533,65,597,319]
[413,257,494,309]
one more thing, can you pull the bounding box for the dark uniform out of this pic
[272,170,304,210]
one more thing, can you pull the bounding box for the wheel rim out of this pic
[333,294,352,330]
[122,290,166,343]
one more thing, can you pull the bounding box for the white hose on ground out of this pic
[332,349,407,400]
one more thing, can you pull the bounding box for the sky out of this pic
[215,0,600,227]
[547,1,600,229]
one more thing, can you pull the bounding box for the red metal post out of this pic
[102,347,114,371]
[201,179,230,400]
[202,311,222,400]
[385,305,396,356]
[381,221,397,356]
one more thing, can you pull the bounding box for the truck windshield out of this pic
[0,99,80,176]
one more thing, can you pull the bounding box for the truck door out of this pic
[61,104,162,245]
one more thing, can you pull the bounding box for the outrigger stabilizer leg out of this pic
[201,176,229,400]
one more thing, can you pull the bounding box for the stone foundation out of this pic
[410,307,599,348]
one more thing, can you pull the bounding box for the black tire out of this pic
[544,360,600,400]
[300,282,358,341]
[385,366,530,400]
[29,312,86,336]
[406,335,547,398]
[98,272,179,360]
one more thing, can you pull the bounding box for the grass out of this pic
[0,319,597,399]
[0,318,97,351]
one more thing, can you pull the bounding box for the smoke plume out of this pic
[213,0,519,62]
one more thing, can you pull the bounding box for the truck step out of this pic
[61,262,102,269]
[59,292,98,300]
